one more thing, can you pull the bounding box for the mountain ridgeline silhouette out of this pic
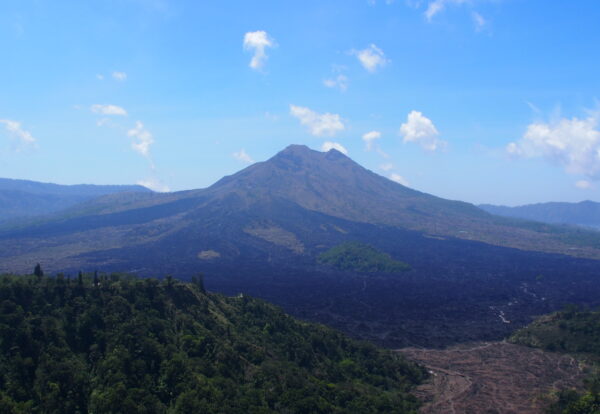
[0,177,151,224]
[2,145,600,347]
[208,145,488,228]
[3,144,600,270]
[480,200,600,230]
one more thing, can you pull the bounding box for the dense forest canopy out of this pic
[0,271,425,414]
[318,242,410,274]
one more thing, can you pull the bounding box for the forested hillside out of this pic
[510,307,600,413]
[0,272,425,414]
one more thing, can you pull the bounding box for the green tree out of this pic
[33,263,44,279]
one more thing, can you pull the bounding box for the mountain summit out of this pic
[196,145,595,259]
[208,144,486,231]
[2,145,600,347]
[2,144,600,273]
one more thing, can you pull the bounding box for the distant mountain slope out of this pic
[0,273,425,413]
[0,178,152,222]
[3,145,600,347]
[480,201,600,230]
[3,145,600,260]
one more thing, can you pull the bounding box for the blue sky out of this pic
[1,0,599,205]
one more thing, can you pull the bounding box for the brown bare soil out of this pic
[399,341,587,414]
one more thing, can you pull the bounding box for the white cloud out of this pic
[0,119,36,146]
[321,141,348,155]
[422,0,489,28]
[96,74,105,80]
[399,110,446,152]
[91,104,128,116]
[389,173,409,186]
[323,74,349,92]
[137,178,170,192]
[354,44,388,73]
[380,163,394,171]
[507,114,600,179]
[472,11,486,31]
[232,149,254,163]
[127,121,154,158]
[576,180,592,189]
[362,130,381,150]
[112,71,127,81]
[368,0,395,6]
[243,30,275,71]
[425,0,468,21]
[289,105,345,137]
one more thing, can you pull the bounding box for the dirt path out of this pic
[399,341,587,414]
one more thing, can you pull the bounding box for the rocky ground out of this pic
[399,341,588,414]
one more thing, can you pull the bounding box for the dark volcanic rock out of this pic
[2,145,600,347]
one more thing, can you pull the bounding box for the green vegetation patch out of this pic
[510,305,600,355]
[0,271,425,414]
[318,241,410,273]
[509,306,600,413]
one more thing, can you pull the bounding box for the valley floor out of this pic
[398,342,587,414]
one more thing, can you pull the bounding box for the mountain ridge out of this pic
[4,144,598,260]
[0,177,152,223]
[3,145,600,347]
[480,200,600,230]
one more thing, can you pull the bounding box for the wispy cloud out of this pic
[127,121,154,159]
[289,105,345,137]
[362,130,381,150]
[112,71,127,81]
[405,0,424,8]
[137,178,170,192]
[91,104,128,116]
[323,74,349,92]
[389,173,409,186]
[232,149,254,163]
[243,30,275,71]
[472,11,487,31]
[91,106,155,166]
[525,101,542,115]
[425,0,468,21]
[400,110,446,152]
[507,111,600,179]
[353,44,389,73]
[0,119,36,147]
[367,0,395,6]
[423,0,490,31]
[576,180,592,190]
[321,141,348,155]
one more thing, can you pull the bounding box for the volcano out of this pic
[2,144,600,347]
